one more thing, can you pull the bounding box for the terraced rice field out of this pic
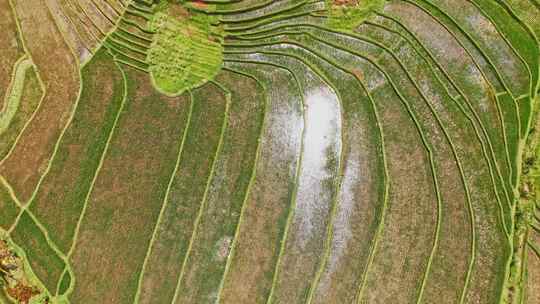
[0,0,539,303]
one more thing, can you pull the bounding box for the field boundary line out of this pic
[6,0,89,283]
[231,13,514,222]
[65,0,107,42]
[3,169,72,295]
[517,94,530,101]
[63,55,128,299]
[131,91,194,304]
[192,0,284,15]
[418,0,520,204]
[223,46,419,303]
[55,267,68,297]
[242,52,342,304]
[227,56,343,303]
[361,26,472,303]
[228,44,350,304]
[214,66,269,303]
[400,0,518,209]
[221,58,306,304]
[469,0,533,97]
[408,0,514,228]
[402,3,521,301]
[170,80,231,304]
[88,0,118,25]
[226,40,389,304]
[1,75,81,209]
[344,16,506,300]
[229,21,509,241]
[529,240,540,260]
[489,0,540,90]
[289,38,443,304]
[64,0,105,46]
[0,59,46,165]
[223,28,393,303]
[19,47,85,246]
[224,47,407,304]
[1,55,28,118]
[3,0,46,153]
[41,0,85,67]
[1,175,23,234]
[379,8,540,302]
[226,30,470,303]
[221,0,309,25]
[365,15,478,303]
[301,52,345,304]
[0,50,83,299]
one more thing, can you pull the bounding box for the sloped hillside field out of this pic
[1,0,540,303]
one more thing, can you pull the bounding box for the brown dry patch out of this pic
[5,283,40,304]
[168,3,190,19]
[352,69,365,81]
[192,0,208,10]
[29,49,124,254]
[383,1,465,62]
[0,0,25,109]
[137,82,227,304]
[382,43,473,303]
[43,0,92,61]
[54,0,103,51]
[218,67,303,304]
[526,233,540,303]
[386,4,510,303]
[69,66,190,304]
[387,1,509,170]
[10,212,65,294]
[104,0,123,16]
[124,10,150,32]
[359,81,437,304]
[0,180,20,231]
[88,0,120,25]
[385,13,511,302]
[333,0,359,6]
[78,0,117,33]
[0,66,43,162]
[2,0,80,203]
[118,22,154,42]
[434,0,529,95]
[174,70,265,304]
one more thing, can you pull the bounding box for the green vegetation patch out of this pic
[56,271,71,297]
[0,63,43,160]
[325,0,386,31]
[147,3,224,96]
[0,182,19,231]
[0,58,33,134]
[10,212,65,297]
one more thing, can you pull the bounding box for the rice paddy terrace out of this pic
[0,0,539,303]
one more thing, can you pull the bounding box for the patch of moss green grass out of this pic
[0,183,18,231]
[147,2,224,96]
[504,96,540,304]
[9,212,65,298]
[0,65,43,160]
[56,270,71,297]
[325,0,386,31]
